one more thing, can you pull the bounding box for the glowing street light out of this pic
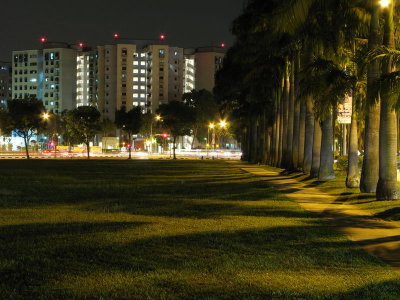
[219,120,227,128]
[379,0,390,8]
[42,112,50,120]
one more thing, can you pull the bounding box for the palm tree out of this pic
[376,1,399,200]
[310,118,322,177]
[360,2,381,193]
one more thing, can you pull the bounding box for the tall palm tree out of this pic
[310,118,322,177]
[376,1,399,200]
[360,2,381,193]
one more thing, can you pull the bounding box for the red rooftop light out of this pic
[40,37,47,43]
[113,33,119,39]
[220,43,226,48]
[78,42,84,48]
[160,34,166,40]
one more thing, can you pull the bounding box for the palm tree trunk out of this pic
[282,59,290,168]
[265,127,271,164]
[270,113,277,166]
[292,54,301,170]
[346,101,360,188]
[319,109,335,179]
[286,58,295,170]
[303,95,314,173]
[377,2,399,200]
[250,114,258,163]
[360,3,380,193]
[310,119,322,178]
[298,100,306,170]
[278,95,284,167]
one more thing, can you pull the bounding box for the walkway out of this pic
[231,162,400,273]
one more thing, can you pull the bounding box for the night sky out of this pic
[1,0,245,61]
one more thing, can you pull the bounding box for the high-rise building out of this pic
[0,62,12,108]
[76,49,98,107]
[12,50,43,100]
[11,38,224,119]
[97,40,185,120]
[12,42,78,113]
[186,47,225,92]
[183,51,195,93]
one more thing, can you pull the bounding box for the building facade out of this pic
[12,42,78,113]
[11,40,225,118]
[186,47,225,92]
[0,62,12,108]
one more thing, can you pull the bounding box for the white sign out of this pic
[337,94,352,124]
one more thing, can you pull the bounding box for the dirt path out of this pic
[232,162,400,273]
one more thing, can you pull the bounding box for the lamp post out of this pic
[379,0,389,8]
[207,123,215,157]
[150,114,162,153]
[218,120,227,150]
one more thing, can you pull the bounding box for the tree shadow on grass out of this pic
[375,207,400,221]
[1,222,400,299]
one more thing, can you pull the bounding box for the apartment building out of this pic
[186,47,225,92]
[11,39,225,119]
[183,51,195,93]
[12,50,43,100]
[12,42,77,113]
[0,62,12,108]
[97,40,185,120]
[76,49,98,107]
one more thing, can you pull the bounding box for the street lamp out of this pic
[150,114,162,153]
[379,0,389,8]
[207,123,215,156]
[42,112,49,120]
[218,120,228,150]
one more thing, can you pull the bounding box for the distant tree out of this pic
[101,118,116,137]
[115,106,142,159]
[100,118,117,152]
[64,106,101,159]
[139,112,153,138]
[157,101,195,159]
[0,98,45,159]
[183,89,219,147]
[42,111,64,151]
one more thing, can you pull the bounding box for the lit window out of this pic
[140,78,145,82]
[133,69,138,73]
[133,85,138,89]
[133,93,138,97]
[133,77,139,82]
[140,85,145,90]
[140,93,145,98]
[133,61,138,65]
[140,69,145,74]
[141,61,146,66]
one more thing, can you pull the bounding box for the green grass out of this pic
[272,167,400,224]
[1,160,400,299]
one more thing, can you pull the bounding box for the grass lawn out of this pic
[274,167,400,224]
[1,159,400,299]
